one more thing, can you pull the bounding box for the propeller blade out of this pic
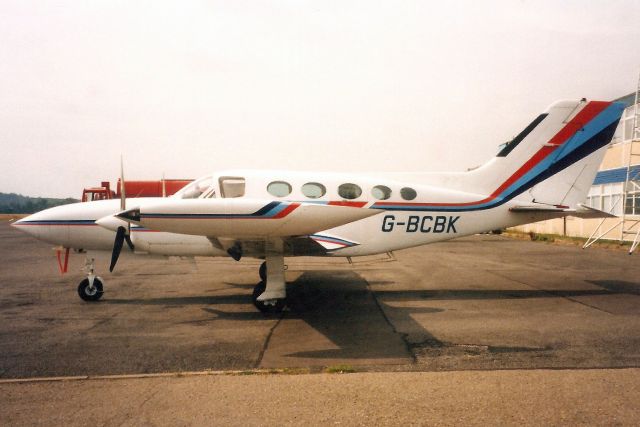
[119,156,126,211]
[119,157,133,246]
[110,226,126,272]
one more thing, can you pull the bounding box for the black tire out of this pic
[252,281,285,314]
[77,278,103,302]
[259,261,267,281]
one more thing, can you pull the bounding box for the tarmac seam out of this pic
[0,370,255,384]
[3,366,640,385]
[487,269,613,315]
[366,279,417,363]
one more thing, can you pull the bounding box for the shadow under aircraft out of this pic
[104,270,632,364]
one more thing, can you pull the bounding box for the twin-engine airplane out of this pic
[13,99,624,312]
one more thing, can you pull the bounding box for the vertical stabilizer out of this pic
[461,100,625,208]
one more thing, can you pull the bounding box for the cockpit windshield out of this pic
[173,175,215,199]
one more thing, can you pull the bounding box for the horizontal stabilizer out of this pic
[510,203,616,219]
[571,204,617,219]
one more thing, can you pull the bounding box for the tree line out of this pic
[0,192,78,214]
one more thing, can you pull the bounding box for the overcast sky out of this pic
[1,0,639,198]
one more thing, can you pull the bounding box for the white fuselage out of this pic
[13,169,547,259]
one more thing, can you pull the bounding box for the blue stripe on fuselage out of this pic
[142,202,288,219]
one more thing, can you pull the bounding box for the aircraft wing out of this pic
[207,233,360,257]
[510,203,616,219]
[116,198,380,238]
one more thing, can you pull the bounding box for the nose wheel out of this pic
[78,278,104,301]
[77,256,104,302]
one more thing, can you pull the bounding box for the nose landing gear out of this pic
[77,256,104,302]
[78,277,103,301]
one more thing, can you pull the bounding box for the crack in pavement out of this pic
[255,313,284,369]
[366,279,417,364]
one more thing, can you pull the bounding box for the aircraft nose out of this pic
[11,216,25,226]
[11,214,40,238]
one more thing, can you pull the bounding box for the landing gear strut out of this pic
[78,256,104,302]
[252,239,286,314]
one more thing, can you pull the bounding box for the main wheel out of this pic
[77,278,104,302]
[252,281,285,314]
[259,261,267,281]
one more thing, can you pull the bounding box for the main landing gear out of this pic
[252,280,286,313]
[252,239,286,314]
[77,256,104,302]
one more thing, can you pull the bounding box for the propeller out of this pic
[109,226,126,272]
[109,157,135,272]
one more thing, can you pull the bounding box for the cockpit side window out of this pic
[176,176,214,199]
[202,188,217,198]
[219,177,246,198]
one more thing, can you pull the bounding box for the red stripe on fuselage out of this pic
[328,201,367,208]
[272,203,300,219]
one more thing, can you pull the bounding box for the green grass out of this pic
[324,364,356,374]
[232,367,311,376]
[528,232,555,242]
[504,230,632,248]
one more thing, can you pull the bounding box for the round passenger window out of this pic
[400,187,417,200]
[267,181,292,197]
[338,183,362,200]
[301,182,326,199]
[372,185,391,200]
